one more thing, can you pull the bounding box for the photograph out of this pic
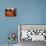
[5,8,16,17]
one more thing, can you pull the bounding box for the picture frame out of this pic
[5,8,16,17]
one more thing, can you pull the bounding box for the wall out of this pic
[0,0,46,44]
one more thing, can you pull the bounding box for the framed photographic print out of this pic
[5,8,16,17]
[18,24,46,42]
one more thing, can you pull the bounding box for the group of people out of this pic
[5,8,16,16]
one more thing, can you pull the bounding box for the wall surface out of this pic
[0,0,46,45]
